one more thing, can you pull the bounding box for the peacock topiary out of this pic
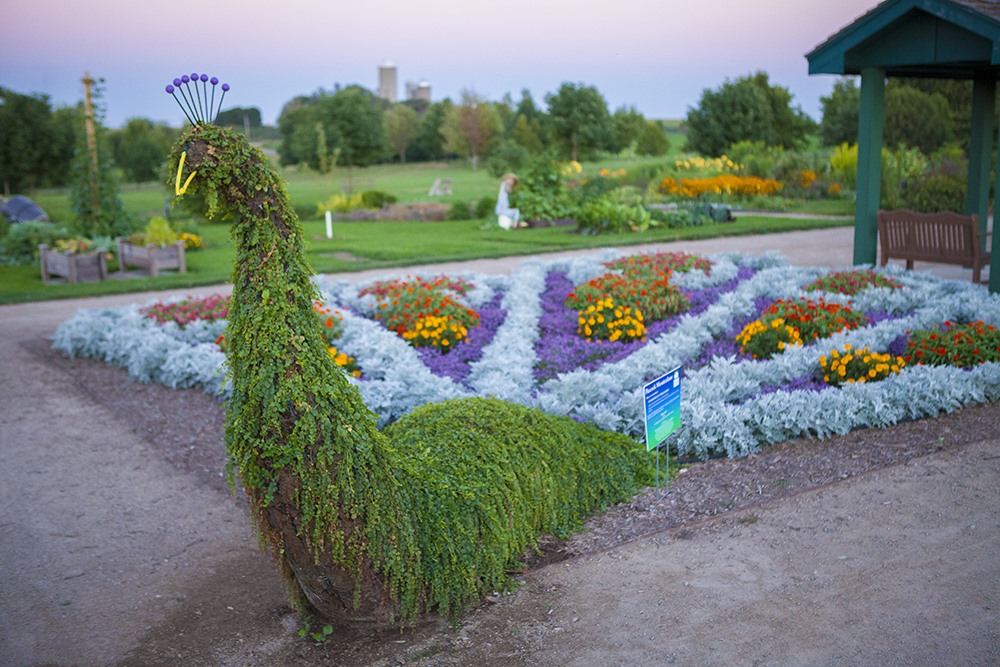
[169,116,653,626]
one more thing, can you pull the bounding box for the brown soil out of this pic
[12,339,999,666]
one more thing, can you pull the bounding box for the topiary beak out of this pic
[174,151,197,196]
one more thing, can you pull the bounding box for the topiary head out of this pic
[170,124,288,223]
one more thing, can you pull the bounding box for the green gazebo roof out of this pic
[807,0,1000,79]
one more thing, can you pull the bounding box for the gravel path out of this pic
[1,229,996,666]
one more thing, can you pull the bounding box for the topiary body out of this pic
[170,124,652,626]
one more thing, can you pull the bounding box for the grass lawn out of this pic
[4,152,853,305]
[0,213,852,304]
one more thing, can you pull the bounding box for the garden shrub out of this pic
[804,269,902,295]
[127,216,180,247]
[829,142,930,207]
[474,195,496,219]
[141,294,231,326]
[899,153,966,213]
[485,139,530,178]
[510,154,576,222]
[447,200,472,221]
[904,320,1000,367]
[358,275,481,351]
[385,397,653,613]
[727,140,782,178]
[575,192,650,234]
[605,251,713,277]
[646,206,710,228]
[358,189,397,209]
[316,192,364,215]
[0,220,74,265]
[565,252,694,327]
[737,297,866,359]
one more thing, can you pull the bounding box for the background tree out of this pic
[320,85,385,183]
[277,97,320,167]
[215,106,262,130]
[685,71,813,157]
[545,83,612,161]
[610,106,647,154]
[108,118,176,183]
[900,78,974,149]
[276,86,384,186]
[884,83,953,155]
[820,78,958,155]
[0,88,68,194]
[409,99,453,162]
[46,106,81,187]
[440,90,501,169]
[513,89,549,147]
[509,114,545,154]
[819,77,860,147]
[635,120,671,156]
[383,103,419,163]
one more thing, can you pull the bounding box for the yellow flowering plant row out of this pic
[672,155,741,173]
[737,298,866,360]
[736,317,804,359]
[818,344,905,386]
[358,275,481,352]
[565,252,704,342]
[577,298,647,343]
[658,174,783,199]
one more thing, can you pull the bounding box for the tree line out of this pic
[0,73,983,194]
[276,82,672,177]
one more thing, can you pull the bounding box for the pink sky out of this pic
[2,0,878,128]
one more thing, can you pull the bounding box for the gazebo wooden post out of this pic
[966,75,996,252]
[854,67,885,266]
[991,137,1000,293]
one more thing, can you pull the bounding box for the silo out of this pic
[378,60,397,102]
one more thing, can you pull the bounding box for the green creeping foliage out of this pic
[169,124,421,617]
[385,397,654,617]
[169,125,653,625]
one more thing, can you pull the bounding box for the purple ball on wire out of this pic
[200,74,208,82]
[166,85,175,94]
[173,78,182,86]
[190,72,198,79]
[210,77,219,85]
[222,83,230,91]
[181,75,190,83]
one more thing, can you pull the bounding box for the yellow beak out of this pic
[175,151,197,195]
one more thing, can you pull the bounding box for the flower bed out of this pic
[53,251,1000,460]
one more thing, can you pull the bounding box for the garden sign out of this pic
[643,366,682,495]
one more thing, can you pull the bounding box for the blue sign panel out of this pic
[643,366,682,451]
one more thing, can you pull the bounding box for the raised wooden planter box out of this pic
[38,244,108,283]
[116,237,187,277]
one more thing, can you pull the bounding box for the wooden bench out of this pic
[428,178,452,196]
[877,209,990,283]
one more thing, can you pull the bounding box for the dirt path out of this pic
[1,230,996,666]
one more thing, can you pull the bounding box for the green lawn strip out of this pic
[1,214,851,305]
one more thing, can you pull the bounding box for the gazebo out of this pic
[807,0,1000,293]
